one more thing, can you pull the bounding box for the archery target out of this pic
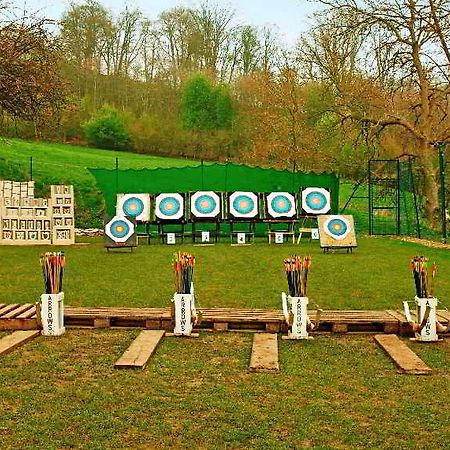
[229,192,258,218]
[105,215,135,243]
[323,216,350,240]
[116,194,150,222]
[155,193,184,220]
[317,215,357,250]
[302,188,331,215]
[190,191,220,218]
[266,192,296,218]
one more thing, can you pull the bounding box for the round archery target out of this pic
[105,215,135,243]
[302,188,331,215]
[190,191,220,218]
[266,192,296,218]
[155,193,184,220]
[229,192,258,218]
[116,193,150,222]
[323,215,350,241]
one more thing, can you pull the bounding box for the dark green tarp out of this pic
[89,163,339,217]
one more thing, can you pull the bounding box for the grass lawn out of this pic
[0,236,449,310]
[0,237,450,449]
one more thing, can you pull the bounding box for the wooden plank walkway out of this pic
[0,330,40,357]
[114,330,165,369]
[374,334,432,375]
[249,333,279,372]
[0,303,448,334]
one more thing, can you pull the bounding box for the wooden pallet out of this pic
[198,308,287,333]
[64,306,173,330]
[386,309,450,335]
[316,310,399,334]
[1,303,448,335]
[0,304,39,330]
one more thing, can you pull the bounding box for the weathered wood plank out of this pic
[249,333,279,372]
[0,330,40,356]
[16,306,38,319]
[114,330,165,369]
[374,334,432,375]
[0,304,20,317]
[2,304,33,319]
[0,318,39,331]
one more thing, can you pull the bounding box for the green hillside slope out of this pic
[0,138,198,227]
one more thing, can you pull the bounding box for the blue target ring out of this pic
[327,218,348,237]
[271,195,292,214]
[194,195,216,214]
[233,195,255,214]
[111,220,130,238]
[123,197,144,217]
[159,197,180,216]
[305,192,327,211]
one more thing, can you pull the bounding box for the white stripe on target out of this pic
[302,187,331,215]
[266,192,296,218]
[155,193,184,220]
[229,192,258,218]
[116,193,151,222]
[190,191,220,218]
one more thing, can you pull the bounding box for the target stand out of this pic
[189,191,223,244]
[104,215,137,252]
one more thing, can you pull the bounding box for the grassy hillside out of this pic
[0,138,199,227]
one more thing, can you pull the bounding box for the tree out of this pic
[0,10,66,137]
[306,0,450,223]
[180,73,234,157]
[60,0,112,72]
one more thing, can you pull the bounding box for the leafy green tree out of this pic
[181,74,216,131]
[181,73,234,131]
[83,105,132,150]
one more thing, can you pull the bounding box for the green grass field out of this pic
[0,237,449,310]
[1,237,450,449]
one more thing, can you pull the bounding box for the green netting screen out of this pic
[89,163,339,217]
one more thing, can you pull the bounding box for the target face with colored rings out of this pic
[266,192,296,218]
[302,187,331,215]
[116,193,150,222]
[190,191,220,218]
[323,215,350,240]
[229,192,258,218]
[105,215,135,243]
[155,193,184,220]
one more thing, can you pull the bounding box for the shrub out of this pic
[83,106,132,151]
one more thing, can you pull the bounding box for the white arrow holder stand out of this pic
[172,283,198,336]
[282,293,312,340]
[403,297,439,342]
[40,292,65,336]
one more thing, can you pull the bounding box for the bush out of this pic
[83,106,132,151]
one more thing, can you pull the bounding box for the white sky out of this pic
[16,0,321,46]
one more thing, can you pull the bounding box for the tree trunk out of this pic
[419,143,440,226]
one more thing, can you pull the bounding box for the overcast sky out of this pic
[17,0,321,45]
